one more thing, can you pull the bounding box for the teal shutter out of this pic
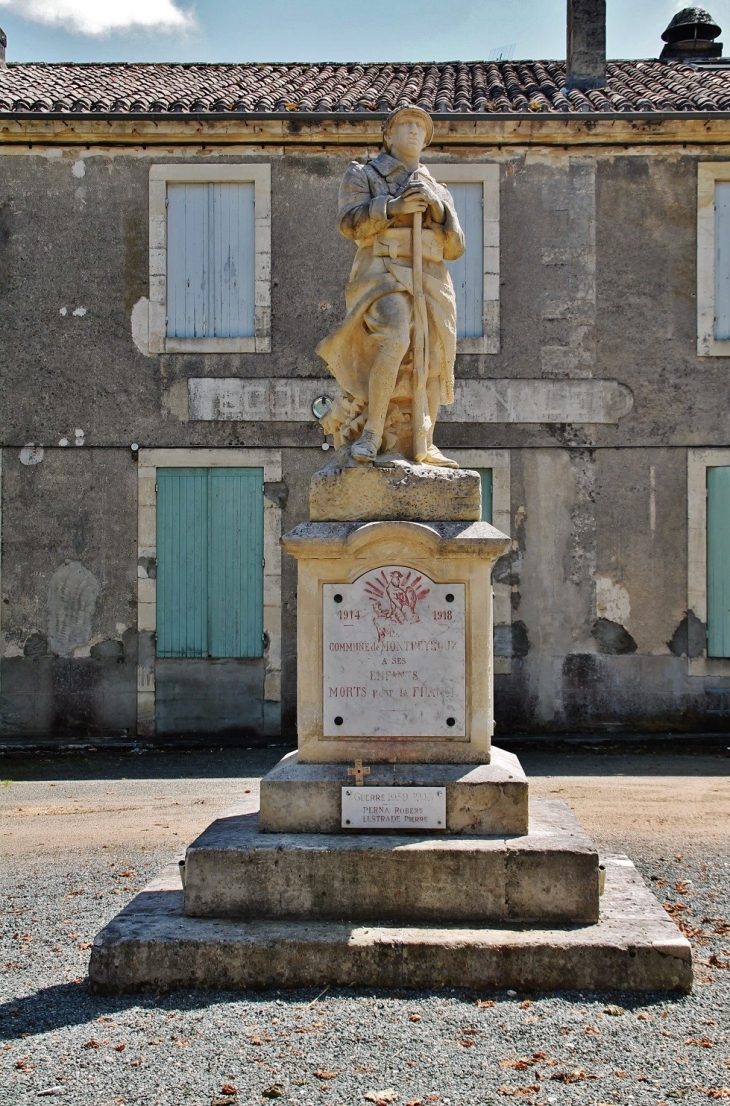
[209,468,264,658]
[166,182,256,339]
[446,182,484,339]
[707,466,730,658]
[716,183,730,340]
[475,468,493,524]
[156,468,263,659]
[156,469,208,658]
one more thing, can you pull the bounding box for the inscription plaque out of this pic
[323,566,466,738]
[341,786,446,830]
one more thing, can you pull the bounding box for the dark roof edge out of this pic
[4,109,730,125]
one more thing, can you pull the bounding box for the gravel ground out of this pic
[1,754,729,1106]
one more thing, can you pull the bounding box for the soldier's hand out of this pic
[401,181,444,223]
[387,192,428,217]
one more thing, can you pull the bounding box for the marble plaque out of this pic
[323,567,466,738]
[341,786,446,830]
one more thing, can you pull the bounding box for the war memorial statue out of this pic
[317,104,465,467]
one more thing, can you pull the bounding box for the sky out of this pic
[1,0,730,65]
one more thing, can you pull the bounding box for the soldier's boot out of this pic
[351,341,405,464]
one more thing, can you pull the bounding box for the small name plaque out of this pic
[341,786,446,830]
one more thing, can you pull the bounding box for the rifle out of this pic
[411,201,431,463]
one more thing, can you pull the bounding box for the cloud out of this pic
[0,0,194,35]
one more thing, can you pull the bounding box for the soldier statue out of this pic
[317,105,465,468]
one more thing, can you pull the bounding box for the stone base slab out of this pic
[88,856,692,994]
[259,747,528,834]
[309,453,482,522]
[183,799,599,924]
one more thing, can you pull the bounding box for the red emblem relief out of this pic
[364,569,430,642]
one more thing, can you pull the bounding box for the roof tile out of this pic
[1,59,730,116]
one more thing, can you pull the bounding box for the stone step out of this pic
[183,798,600,925]
[259,747,528,835]
[88,856,692,995]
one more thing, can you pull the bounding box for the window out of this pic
[697,164,730,355]
[136,449,282,737]
[148,164,271,354]
[707,466,730,658]
[687,449,730,674]
[167,182,255,342]
[427,163,500,354]
[156,467,264,659]
[475,467,493,524]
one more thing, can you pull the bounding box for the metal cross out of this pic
[347,759,371,787]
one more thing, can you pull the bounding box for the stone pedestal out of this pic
[258,747,528,834]
[89,462,693,995]
[282,519,509,763]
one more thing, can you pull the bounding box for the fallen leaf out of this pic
[114,1044,126,1052]
[675,881,691,895]
[519,1001,532,1009]
[83,1039,100,1049]
[409,1014,422,1023]
[314,1071,336,1080]
[705,1091,730,1100]
[78,943,92,951]
[458,1039,474,1048]
[364,1092,398,1104]
[637,1013,650,1021]
[500,1059,534,1071]
[604,1005,625,1017]
[551,1070,587,1084]
[221,1083,237,1095]
[584,1026,601,1035]
[497,1086,539,1097]
[476,999,495,1009]
[405,1100,423,1106]
[686,1038,714,1048]
[532,1052,547,1061]
[614,1070,629,1078]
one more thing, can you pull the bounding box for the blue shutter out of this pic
[155,468,263,659]
[716,183,730,340]
[166,182,255,339]
[446,182,484,339]
[707,466,730,658]
[475,467,493,524]
[156,468,209,658]
[209,468,264,658]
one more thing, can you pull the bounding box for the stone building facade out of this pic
[2,5,730,742]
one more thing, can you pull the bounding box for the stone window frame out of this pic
[697,162,730,357]
[425,162,500,354]
[449,449,511,673]
[136,448,282,735]
[147,163,272,355]
[687,447,730,676]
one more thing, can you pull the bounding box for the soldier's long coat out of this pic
[316,151,465,407]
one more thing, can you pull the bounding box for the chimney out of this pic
[0,27,6,67]
[660,8,723,61]
[565,0,607,90]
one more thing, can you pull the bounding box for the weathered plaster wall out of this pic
[0,142,728,739]
[0,447,138,736]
